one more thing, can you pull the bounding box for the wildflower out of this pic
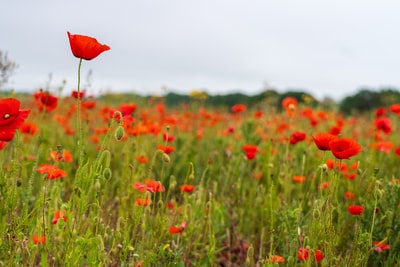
[231,104,247,113]
[329,138,361,160]
[395,146,400,157]
[20,122,39,135]
[252,172,264,180]
[135,197,150,206]
[119,103,136,116]
[35,91,58,112]
[71,90,85,99]
[312,133,337,151]
[374,117,392,134]
[314,249,324,261]
[137,155,149,164]
[145,179,165,192]
[67,32,110,60]
[375,107,387,117]
[179,184,195,193]
[293,176,306,183]
[297,248,309,261]
[50,150,73,162]
[374,240,390,252]
[348,205,364,215]
[36,164,67,180]
[134,179,165,193]
[318,181,330,189]
[290,131,306,144]
[163,133,175,142]
[51,210,67,225]
[169,221,186,234]
[329,125,342,136]
[269,255,285,263]
[242,144,258,160]
[157,145,174,154]
[390,103,400,115]
[0,98,30,141]
[281,96,297,110]
[32,234,46,245]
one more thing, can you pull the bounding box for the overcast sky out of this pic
[2,0,400,100]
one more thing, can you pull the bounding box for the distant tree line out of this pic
[161,88,400,115]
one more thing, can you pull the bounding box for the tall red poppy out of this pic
[312,133,337,151]
[67,32,110,60]
[0,98,30,141]
[329,138,361,160]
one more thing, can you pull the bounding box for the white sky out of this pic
[2,0,400,100]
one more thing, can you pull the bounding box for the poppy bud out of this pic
[94,178,101,192]
[162,153,170,163]
[103,168,112,180]
[114,125,125,141]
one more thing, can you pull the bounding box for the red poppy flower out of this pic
[157,145,174,154]
[348,205,364,215]
[20,122,39,135]
[32,234,46,245]
[293,176,306,183]
[314,249,324,261]
[119,103,136,116]
[169,221,186,234]
[269,255,285,263]
[375,107,387,117]
[242,144,258,160]
[71,90,85,99]
[50,150,73,162]
[0,98,30,141]
[344,191,355,200]
[231,104,247,113]
[135,197,150,206]
[290,131,306,144]
[163,133,175,142]
[36,164,67,180]
[179,184,195,193]
[67,32,110,60]
[281,96,297,109]
[35,91,58,111]
[390,103,400,115]
[297,248,309,261]
[374,117,392,134]
[51,210,67,225]
[329,138,361,160]
[312,133,338,151]
[136,155,149,164]
[373,240,390,252]
[134,179,165,193]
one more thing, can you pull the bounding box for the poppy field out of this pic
[1,33,400,267]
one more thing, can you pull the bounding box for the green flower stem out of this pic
[77,58,83,165]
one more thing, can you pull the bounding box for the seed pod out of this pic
[103,168,112,180]
[114,125,125,141]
